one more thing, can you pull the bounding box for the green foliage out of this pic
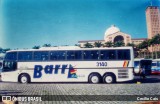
[104,41,113,47]
[43,44,51,47]
[32,46,40,49]
[84,42,93,48]
[113,41,125,47]
[94,41,102,48]
[126,43,135,47]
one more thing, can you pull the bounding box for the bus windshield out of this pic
[2,61,17,72]
[152,62,157,67]
[134,61,140,68]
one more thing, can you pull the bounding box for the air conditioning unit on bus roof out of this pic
[40,46,81,50]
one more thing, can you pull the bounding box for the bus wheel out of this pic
[88,73,101,83]
[103,74,116,84]
[19,74,30,84]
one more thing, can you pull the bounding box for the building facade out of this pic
[78,25,146,47]
[146,6,160,39]
[104,25,132,45]
[146,6,160,52]
[131,38,147,45]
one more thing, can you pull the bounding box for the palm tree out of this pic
[137,39,151,58]
[94,41,102,48]
[32,46,40,49]
[126,43,135,47]
[104,41,113,47]
[84,42,93,48]
[113,41,125,47]
[43,44,51,47]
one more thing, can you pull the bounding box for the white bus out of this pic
[151,59,160,74]
[0,46,134,84]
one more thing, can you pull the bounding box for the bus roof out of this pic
[6,46,133,52]
[134,58,152,61]
[152,59,160,61]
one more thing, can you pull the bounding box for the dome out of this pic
[104,25,120,38]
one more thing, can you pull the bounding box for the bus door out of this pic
[140,60,152,75]
[1,60,17,81]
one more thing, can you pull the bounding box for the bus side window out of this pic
[5,52,17,61]
[57,51,66,60]
[34,51,49,61]
[157,61,160,67]
[67,51,75,60]
[18,52,32,61]
[83,50,99,60]
[75,51,82,60]
[83,51,91,60]
[108,50,116,60]
[50,51,58,60]
[117,50,130,60]
[100,50,116,60]
[50,51,66,60]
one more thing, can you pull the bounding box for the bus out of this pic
[0,46,134,84]
[134,58,152,75]
[151,59,160,74]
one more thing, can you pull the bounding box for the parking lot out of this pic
[0,75,160,104]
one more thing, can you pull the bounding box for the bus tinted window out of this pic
[18,52,32,61]
[50,51,66,60]
[134,61,140,68]
[65,51,82,60]
[100,50,116,60]
[67,51,75,60]
[5,52,17,60]
[157,61,160,67]
[75,51,82,60]
[34,51,49,61]
[117,50,130,60]
[83,50,99,60]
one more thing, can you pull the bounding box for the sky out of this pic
[0,0,160,49]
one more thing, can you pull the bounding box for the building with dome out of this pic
[78,25,147,47]
[104,25,131,45]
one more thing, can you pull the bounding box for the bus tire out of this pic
[19,74,30,84]
[103,73,116,84]
[88,73,101,83]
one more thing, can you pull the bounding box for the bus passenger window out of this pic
[83,50,99,60]
[67,51,75,60]
[5,52,17,61]
[18,52,32,61]
[100,50,116,60]
[117,50,130,60]
[75,51,82,60]
[34,51,49,61]
[50,51,66,60]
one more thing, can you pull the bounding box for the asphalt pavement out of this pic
[0,75,160,104]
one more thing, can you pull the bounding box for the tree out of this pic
[32,46,40,49]
[151,34,160,45]
[43,44,51,47]
[75,44,80,47]
[2,48,10,53]
[94,41,102,48]
[104,41,113,47]
[84,42,93,48]
[113,41,125,47]
[126,43,135,47]
[138,40,149,50]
